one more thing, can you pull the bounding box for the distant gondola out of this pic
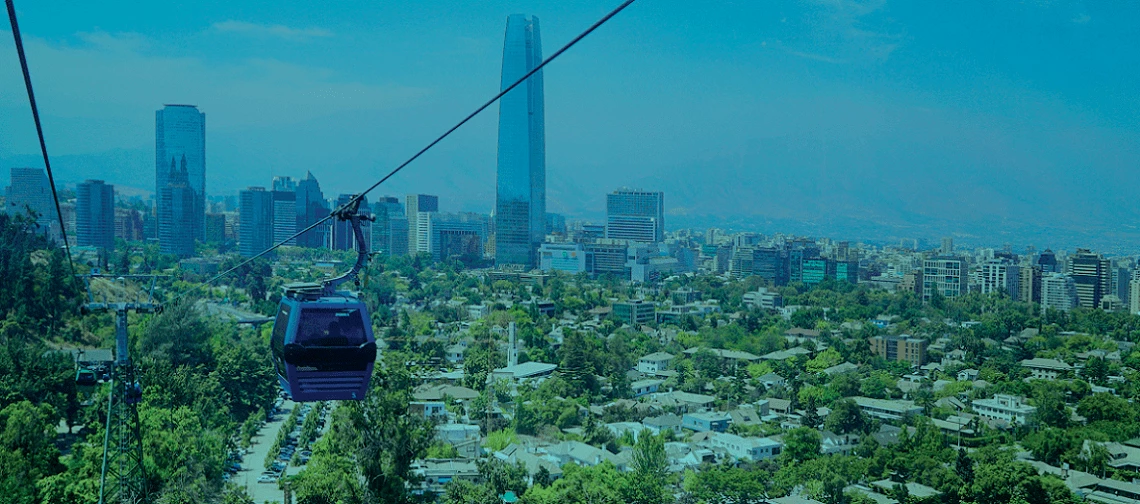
[76,368,97,386]
[271,199,377,402]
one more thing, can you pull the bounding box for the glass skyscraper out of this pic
[156,104,206,246]
[494,14,545,267]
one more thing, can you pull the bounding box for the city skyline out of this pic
[2,2,1139,253]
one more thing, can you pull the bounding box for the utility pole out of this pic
[81,274,162,504]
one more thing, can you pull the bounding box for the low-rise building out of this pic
[1020,358,1073,380]
[972,394,1036,425]
[743,287,783,310]
[643,413,683,436]
[631,379,664,398]
[682,412,732,433]
[869,335,927,365]
[613,299,655,325]
[851,396,922,421]
[637,352,674,374]
[408,401,447,418]
[415,459,480,494]
[703,432,781,462]
[491,362,558,381]
[435,424,481,459]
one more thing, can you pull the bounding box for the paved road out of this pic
[235,399,295,504]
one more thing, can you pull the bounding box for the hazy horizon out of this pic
[2,0,1138,251]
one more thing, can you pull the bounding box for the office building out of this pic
[76,180,115,251]
[406,194,438,255]
[586,240,630,278]
[1040,273,1078,312]
[158,158,196,257]
[204,213,226,244]
[271,183,297,247]
[539,243,588,274]
[980,259,1021,301]
[613,299,655,325]
[1117,266,1133,309]
[239,187,273,258]
[605,189,664,243]
[156,104,205,243]
[1036,249,1059,274]
[371,196,406,256]
[922,256,967,302]
[1068,249,1111,309]
[753,247,789,286]
[940,237,953,255]
[870,335,927,365]
[114,208,144,241]
[5,167,56,238]
[1019,266,1042,304]
[1130,277,1140,315]
[295,171,329,248]
[429,212,489,264]
[545,212,567,235]
[494,14,546,267]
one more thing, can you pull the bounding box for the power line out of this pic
[186,0,638,297]
[6,0,76,275]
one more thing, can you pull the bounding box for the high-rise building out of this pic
[369,196,409,257]
[156,104,206,244]
[940,237,954,255]
[408,193,437,255]
[1116,266,1132,309]
[1019,266,1042,304]
[1067,249,1111,309]
[295,171,329,248]
[1036,249,1059,274]
[5,167,56,238]
[494,14,545,267]
[239,187,273,258]
[114,208,144,241]
[331,194,370,251]
[76,180,115,251]
[429,212,490,264]
[159,158,196,258]
[605,190,664,243]
[545,212,567,235]
[1041,273,1078,312]
[406,194,438,255]
[205,213,226,244]
[922,256,967,302]
[980,258,1021,301]
[1130,275,1140,315]
[270,176,297,247]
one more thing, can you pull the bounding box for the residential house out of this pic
[957,369,979,381]
[435,424,481,459]
[643,414,683,436]
[972,394,1036,426]
[757,373,787,389]
[703,432,782,462]
[683,347,761,363]
[415,459,480,494]
[682,412,732,433]
[545,441,624,469]
[637,352,674,374]
[631,379,664,398]
[409,401,447,418]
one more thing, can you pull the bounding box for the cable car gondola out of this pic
[271,199,377,402]
[75,367,97,387]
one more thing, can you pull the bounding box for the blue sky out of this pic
[1,0,1138,248]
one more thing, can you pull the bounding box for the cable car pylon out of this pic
[79,273,164,504]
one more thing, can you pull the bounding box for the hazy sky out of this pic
[1,0,1138,247]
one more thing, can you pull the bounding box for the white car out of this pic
[257,475,277,484]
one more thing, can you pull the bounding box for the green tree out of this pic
[780,427,822,464]
[824,398,867,435]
